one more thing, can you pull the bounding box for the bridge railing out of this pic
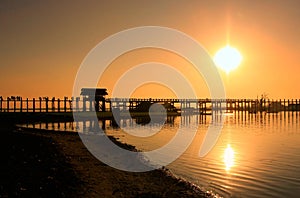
[0,96,73,113]
[0,96,299,113]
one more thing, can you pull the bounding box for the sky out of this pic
[0,0,299,99]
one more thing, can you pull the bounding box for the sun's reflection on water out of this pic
[224,144,235,171]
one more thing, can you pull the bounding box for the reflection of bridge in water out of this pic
[21,111,300,134]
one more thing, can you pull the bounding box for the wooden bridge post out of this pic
[39,97,42,112]
[33,98,35,112]
[89,98,93,111]
[13,98,16,112]
[102,98,106,112]
[242,99,245,111]
[240,99,244,112]
[7,98,10,112]
[279,99,282,112]
[296,100,299,116]
[248,100,250,111]
[233,100,236,111]
[82,97,86,112]
[198,100,202,114]
[26,98,29,112]
[270,99,273,112]
[180,101,182,112]
[57,98,60,112]
[120,99,123,111]
[7,97,9,112]
[247,100,250,112]
[20,97,23,112]
[241,99,245,110]
[51,97,55,112]
[215,100,217,111]
[45,97,49,112]
[129,101,133,111]
[64,97,67,112]
[70,97,74,112]
[292,99,294,112]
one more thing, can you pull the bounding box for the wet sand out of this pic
[0,122,211,197]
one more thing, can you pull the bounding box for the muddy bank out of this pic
[18,127,211,197]
[0,124,79,197]
[0,118,212,197]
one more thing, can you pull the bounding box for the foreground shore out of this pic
[0,119,212,197]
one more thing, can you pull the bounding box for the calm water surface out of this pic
[25,112,300,197]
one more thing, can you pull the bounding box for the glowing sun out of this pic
[214,45,243,73]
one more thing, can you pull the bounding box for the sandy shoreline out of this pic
[0,121,212,197]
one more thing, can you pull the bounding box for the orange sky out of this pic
[0,1,299,99]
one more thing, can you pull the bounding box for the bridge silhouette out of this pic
[1,97,300,114]
[1,88,300,114]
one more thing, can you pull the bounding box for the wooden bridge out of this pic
[1,96,300,114]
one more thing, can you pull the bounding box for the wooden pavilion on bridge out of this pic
[80,88,108,112]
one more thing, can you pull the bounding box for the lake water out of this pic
[24,112,300,197]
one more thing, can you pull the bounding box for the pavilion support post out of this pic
[76,97,80,111]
